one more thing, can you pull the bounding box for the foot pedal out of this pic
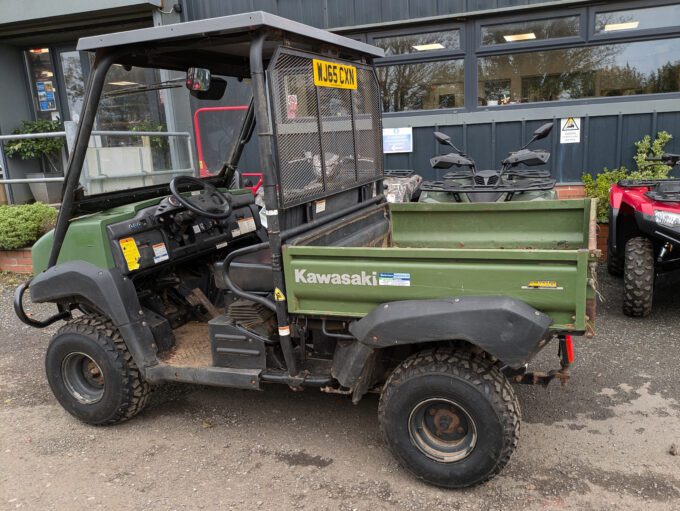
[209,314,266,369]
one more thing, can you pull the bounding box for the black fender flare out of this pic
[336,296,552,391]
[28,261,158,370]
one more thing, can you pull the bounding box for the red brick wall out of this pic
[555,184,586,199]
[0,249,33,274]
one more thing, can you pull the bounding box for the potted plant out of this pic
[4,119,65,203]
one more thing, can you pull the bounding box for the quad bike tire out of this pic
[45,314,151,425]
[622,237,655,317]
[378,348,520,488]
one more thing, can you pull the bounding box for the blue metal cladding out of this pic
[183,0,680,183]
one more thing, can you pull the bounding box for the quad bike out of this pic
[419,123,557,203]
[608,153,680,317]
[13,12,597,489]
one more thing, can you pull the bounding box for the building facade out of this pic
[184,0,680,185]
[1,0,679,203]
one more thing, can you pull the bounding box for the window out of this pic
[481,16,580,45]
[595,4,680,34]
[373,30,460,55]
[377,60,464,111]
[478,38,680,105]
[25,48,60,120]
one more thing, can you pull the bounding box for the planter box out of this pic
[26,173,63,204]
[0,248,33,274]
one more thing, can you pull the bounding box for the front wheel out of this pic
[378,348,520,488]
[45,314,151,425]
[622,237,655,317]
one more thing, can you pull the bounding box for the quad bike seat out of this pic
[229,248,274,293]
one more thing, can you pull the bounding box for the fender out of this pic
[28,261,158,370]
[345,296,551,375]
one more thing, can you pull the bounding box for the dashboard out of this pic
[106,194,259,274]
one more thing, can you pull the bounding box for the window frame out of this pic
[476,10,586,53]
[589,0,680,43]
[475,33,680,110]
[368,22,465,65]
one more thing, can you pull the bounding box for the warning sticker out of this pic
[119,237,140,271]
[378,272,411,287]
[560,117,581,144]
[152,242,169,264]
[312,58,358,90]
[274,288,286,301]
[237,217,257,234]
[315,199,326,214]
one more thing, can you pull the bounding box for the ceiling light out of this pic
[503,32,537,42]
[412,43,445,51]
[29,48,49,54]
[108,81,138,86]
[604,21,639,32]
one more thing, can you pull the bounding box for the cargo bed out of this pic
[283,199,598,334]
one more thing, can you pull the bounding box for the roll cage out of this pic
[43,11,385,376]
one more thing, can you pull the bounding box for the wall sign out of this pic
[383,127,413,153]
[560,117,581,144]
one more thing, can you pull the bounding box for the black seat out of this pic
[229,248,274,292]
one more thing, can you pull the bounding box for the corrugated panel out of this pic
[182,0,535,28]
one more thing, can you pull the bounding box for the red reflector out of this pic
[565,335,574,363]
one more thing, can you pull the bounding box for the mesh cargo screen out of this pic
[268,48,383,209]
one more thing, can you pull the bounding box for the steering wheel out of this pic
[169,176,232,219]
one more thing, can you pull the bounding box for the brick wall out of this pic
[0,249,33,274]
[555,184,586,199]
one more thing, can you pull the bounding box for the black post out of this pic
[249,31,298,376]
[47,51,116,269]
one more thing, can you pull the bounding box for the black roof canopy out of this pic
[77,11,384,76]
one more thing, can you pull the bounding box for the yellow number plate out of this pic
[312,59,358,90]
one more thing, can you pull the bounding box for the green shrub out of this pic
[0,203,57,250]
[582,167,629,222]
[4,119,64,173]
[582,131,673,222]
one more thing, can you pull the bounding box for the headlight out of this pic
[654,210,680,227]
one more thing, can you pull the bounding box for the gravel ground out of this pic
[1,269,679,510]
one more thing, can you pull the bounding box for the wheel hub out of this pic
[409,398,477,463]
[61,352,105,405]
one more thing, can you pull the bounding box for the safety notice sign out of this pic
[560,117,581,144]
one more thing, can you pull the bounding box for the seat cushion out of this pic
[230,248,274,292]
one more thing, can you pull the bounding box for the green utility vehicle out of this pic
[14,12,598,489]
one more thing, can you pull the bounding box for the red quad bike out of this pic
[608,153,680,317]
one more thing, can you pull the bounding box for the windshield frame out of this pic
[64,56,255,215]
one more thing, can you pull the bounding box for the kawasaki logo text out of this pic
[294,269,377,286]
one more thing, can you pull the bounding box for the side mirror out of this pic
[433,131,452,146]
[186,67,211,92]
[533,122,553,140]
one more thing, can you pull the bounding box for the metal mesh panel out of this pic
[269,48,383,209]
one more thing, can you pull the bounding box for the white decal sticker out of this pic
[315,199,326,213]
[152,242,169,264]
[378,272,411,287]
[238,217,257,234]
[215,241,229,250]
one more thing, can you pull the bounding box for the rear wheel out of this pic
[45,314,151,425]
[622,237,655,317]
[378,348,520,488]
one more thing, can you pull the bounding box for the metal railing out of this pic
[0,125,196,203]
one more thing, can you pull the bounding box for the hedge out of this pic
[0,203,57,250]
